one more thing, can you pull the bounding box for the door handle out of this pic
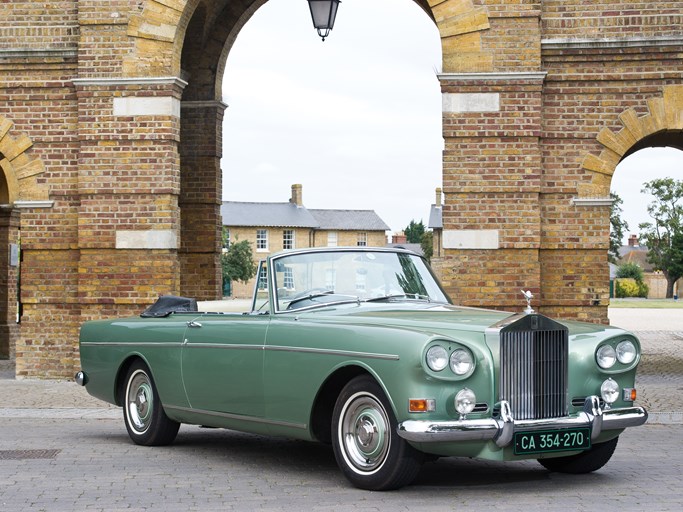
[187,321,203,328]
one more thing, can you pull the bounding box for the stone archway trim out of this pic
[579,84,683,198]
[125,0,493,76]
[430,0,492,73]
[0,116,48,203]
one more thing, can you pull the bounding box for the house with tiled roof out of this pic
[615,234,682,299]
[221,184,390,297]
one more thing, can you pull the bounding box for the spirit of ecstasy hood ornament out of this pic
[521,290,535,314]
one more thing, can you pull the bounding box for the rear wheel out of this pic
[123,361,180,446]
[538,436,619,474]
[332,375,423,490]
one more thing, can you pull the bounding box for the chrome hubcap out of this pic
[340,393,390,473]
[126,370,153,433]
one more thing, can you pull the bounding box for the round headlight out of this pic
[450,348,474,376]
[601,378,620,404]
[616,340,637,364]
[426,346,448,372]
[596,344,616,369]
[455,388,476,416]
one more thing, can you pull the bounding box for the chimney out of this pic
[435,187,442,207]
[290,184,303,207]
[628,234,638,247]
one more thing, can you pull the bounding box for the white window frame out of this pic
[325,268,337,291]
[256,229,268,252]
[257,265,268,290]
[357,232,368,247]
[283,267,295,290]
[327,231,338,247]
[283,229,295,250]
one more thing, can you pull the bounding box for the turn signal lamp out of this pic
[409,399,435,413]
[623,388,637,402]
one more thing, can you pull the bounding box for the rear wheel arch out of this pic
[115,355,150,406]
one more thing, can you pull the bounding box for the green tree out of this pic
[420,231,433,263]
[404,220,425,243]
[638,178,683,298]
[615,262,649,298]
[609,192,629,263]
[616,262,645,282]
[221,238,257,288]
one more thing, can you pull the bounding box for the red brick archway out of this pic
[2,1,682,377]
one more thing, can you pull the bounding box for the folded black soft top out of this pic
[140,295,198,318]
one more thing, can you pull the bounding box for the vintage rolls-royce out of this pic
[76,247,647,490]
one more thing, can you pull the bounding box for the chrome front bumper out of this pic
[397,397,648,448]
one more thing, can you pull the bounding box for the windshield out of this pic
[272,250,450,312]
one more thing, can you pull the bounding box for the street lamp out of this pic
[307,0,340,41]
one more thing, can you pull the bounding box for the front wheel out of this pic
[123,361,180,446]
[537,436,619,474]
[332,375,423,490]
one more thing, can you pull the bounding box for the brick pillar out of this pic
[0,208,20,360]
[73,77,186,323]
[438,73,546,311]
[179,101,225,300]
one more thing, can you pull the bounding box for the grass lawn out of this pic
[609,298,683,308]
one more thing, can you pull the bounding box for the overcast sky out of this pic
[221,0,682,240]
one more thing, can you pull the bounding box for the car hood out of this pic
[291,302,622,338]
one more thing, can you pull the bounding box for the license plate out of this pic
[513,428,591,455]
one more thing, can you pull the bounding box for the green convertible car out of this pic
[77,247,647,490]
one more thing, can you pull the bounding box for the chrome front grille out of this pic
[499,316,569,420]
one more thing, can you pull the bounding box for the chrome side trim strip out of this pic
[264,345,400,361]
[80,342,179,348]
[165,405,307,431]
[81,341,398,361]
[185,343,262,351]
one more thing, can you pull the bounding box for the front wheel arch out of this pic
[310,365,369,444]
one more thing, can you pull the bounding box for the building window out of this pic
[223,229,230,250]
[357,232,368,246]
[256,229,268,251]
[283,267,295,290]
[355,269,367,292]
[327,232,338,247]
[283,229,295,250]
[325,269,336,291]
[258,265,268,290]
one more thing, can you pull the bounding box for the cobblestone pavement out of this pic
[0,309,682,510]
[0,417,681,511]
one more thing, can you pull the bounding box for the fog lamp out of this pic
[601,378,619,405]
[455,388,476,417]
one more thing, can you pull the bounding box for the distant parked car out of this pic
[77,247,647,490]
